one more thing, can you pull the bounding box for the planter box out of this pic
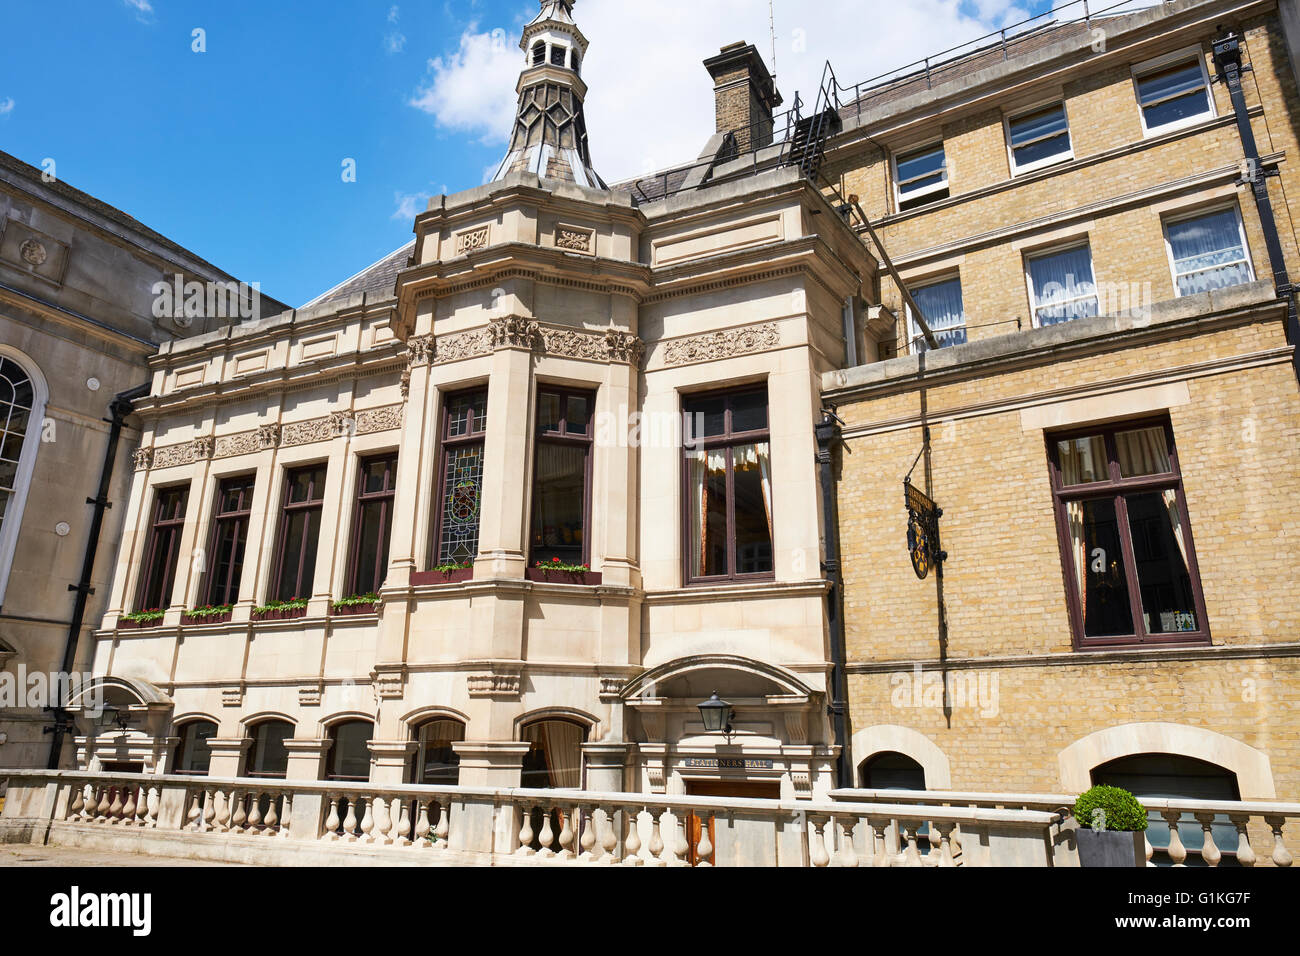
[252,607,308,622]
[117,618,164,632]
[411,567,474,586]
[525,568,603,586]
[182,613,233,626]
[331,603,378,617]
[1076,828,1145,867]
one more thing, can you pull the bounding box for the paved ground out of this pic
[1,844,250,867]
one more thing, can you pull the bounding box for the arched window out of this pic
[521,718,587,789]
[859,751,927,791]
[409,717,465,785]
[1092,753,1241,866]
[173,720,218,775]
[531,41,546,66]
[244,719,294,779]
[550,43,567,67]
[326,719,374,782]
[0,351,46,608]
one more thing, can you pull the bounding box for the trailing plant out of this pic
[121,608,165,625]
[533,557,591,575]
[332,593,380,611]
[253,597,309,616]
[432,560,474,574]
[183,604,234,621]
[1073,785,1149,832]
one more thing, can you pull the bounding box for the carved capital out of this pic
[490,316,541,351]
[256,424,281,450]
[132,447,152,471]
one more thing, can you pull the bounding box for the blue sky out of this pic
[0,0,1069,306]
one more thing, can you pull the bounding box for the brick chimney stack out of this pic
[704,41,784,154]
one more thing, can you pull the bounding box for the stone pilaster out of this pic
[283,738,331,782]
[204,737,252,779]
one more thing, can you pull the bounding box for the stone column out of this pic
[369,740,416,786]
[233,455,276,624]
[383,342,435,591]
[582,742,631,794]
[283,738,331,782]
[205,737,251,778]
[475,335,534,578]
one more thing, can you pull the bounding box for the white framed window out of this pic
[0,348,48,609]
[1026,242,1100,328]
[1163,204,1254,296]
[1134,49,1215,136]
[894,142,949,211]
[906,275,968,350]
[1006,102,1073,174]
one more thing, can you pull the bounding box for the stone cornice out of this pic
[845,641,1300,675]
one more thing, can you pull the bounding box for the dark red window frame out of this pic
[431,388,488,568]
[135,485,190,612]
[204,475,255,607]
[529,386,595,567]
[1047,417,1211,650]
[348,453,399,596]
[681,385,774,585]
[271,464,327,603]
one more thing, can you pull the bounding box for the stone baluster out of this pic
[1144,833,1155,866]
[278,793,291,838]
[202,788,217,831]
[323,796,341,841]
[517,804,536,856]
[107,785,125,824]
[935,821,958,867]
[263,791,280,834]
[647,808,667,866]
[1265,816,1293,867]
[135,786,151,827]
[672,812,690,867]
[414,802,431,847]
[433,801,450,849]
[1229,815,1256,867]
[901,821,924,867]
[834,817,860,868]
[213,790,230,832]
[231,791,248,833]
[394,799,412,847]
[695,812,714,868]
[373,796,392,845]
[121,784,137,825]
[359,797,374,843]
[578,806,598,861]
[871,819,891,867]
[809,816,831,868]
[537,807,557,857]
[1194,813,1221,867]
[601,809,619,864]
[186,791,202,830]
[247,792,264,832]
[95,785,112,823]
[556,805,575,860]
[67,785,85,820]
[623,806,643,866]
[342,797,359,841]
[1161,810,1187,866]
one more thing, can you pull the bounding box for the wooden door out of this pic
[684,780,781,866]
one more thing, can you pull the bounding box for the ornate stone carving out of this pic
[604,330,644,365]
[790,772,812,797]
[556,228,593,253]
[490,316,541,350]
[214,432,259,459]
[406,334,435,367]
[281,417,340,447]
[151,435,214,469]
[662,322,780,367]
[220,687,243,708]
[456,227,490,255]
[468,672,522,699]
[355,404,404,435]
[329,411,355,437]
[540,327,605,362]
[432,327,495,365]
[257,424,281,449]
[783,711,809,746]
[400,366,411,401]
[132,447,152,471]
[298,684,322,707]
[19,238,47,267]
[192,436,215,460]
[598,677,627,702]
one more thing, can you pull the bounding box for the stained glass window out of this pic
[436,390,488,566]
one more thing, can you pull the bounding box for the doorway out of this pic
[683,779,781,865]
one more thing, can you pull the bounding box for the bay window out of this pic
[683,387,773,583]
[349,454,398,596]
[433,389,488,567]
[136,485,189,611]
[1049,419,1210,648]
[205,475,254,607]
[530,386,593,566]
[272,465,326,602]
[1164,206,1254,296]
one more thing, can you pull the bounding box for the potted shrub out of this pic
[252,598,309,622]
[118,608,165,631]
[411,561,474,587]
[1073,785,1149,867]
[182,604,234,625]
[331,593,380,616]
[525,557,602,586]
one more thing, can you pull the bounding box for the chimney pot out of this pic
[704,42,783,153]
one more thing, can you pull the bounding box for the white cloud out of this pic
[392,191,432,221]
[386,32,408,54]
[409,0,1113,185]
[122,0,154,21]
[389,5,401,24]
[0,98,14,118]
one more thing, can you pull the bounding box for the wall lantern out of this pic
[100,706,132,732]
[698,692,734,736]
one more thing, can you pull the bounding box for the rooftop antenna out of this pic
[769,0,778,80]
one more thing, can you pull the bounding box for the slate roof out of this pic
[302,240,415,309]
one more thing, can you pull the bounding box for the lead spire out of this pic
[490,0,605,188]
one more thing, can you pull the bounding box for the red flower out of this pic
[552,557,561,563]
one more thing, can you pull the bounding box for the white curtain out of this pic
[910,278,967,348]
[734,443,773,542]
[1066,501,1088,624]
[1059,436,1106,485]
[1168,208,1251,295]
[525,721,584,789]
[1030,246,1098,325]
[1116,427,1169,478]
[1162,489,1190,570]
[688,449,728,576]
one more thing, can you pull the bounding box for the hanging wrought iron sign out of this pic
[904,479,946,580]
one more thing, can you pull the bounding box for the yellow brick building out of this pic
[816,0,1300,827]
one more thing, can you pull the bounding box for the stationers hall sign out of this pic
[904,480,947,580]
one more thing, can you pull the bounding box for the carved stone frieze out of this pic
[432,327,495,365]
[355,405,404,435]
[468,672,522,700]
[132,447,152,471]
[662,322,780,367]
[257,424,281,449]
[490,316,541,350]
[556,228,594,253]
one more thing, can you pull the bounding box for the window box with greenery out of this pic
[182,604,234,625]
[118,608,165,631]
[1073,785,1149,867]
[252,598,309,622]
[411,561,475,587]
[331,593,380,616]
[525,557,601,586]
